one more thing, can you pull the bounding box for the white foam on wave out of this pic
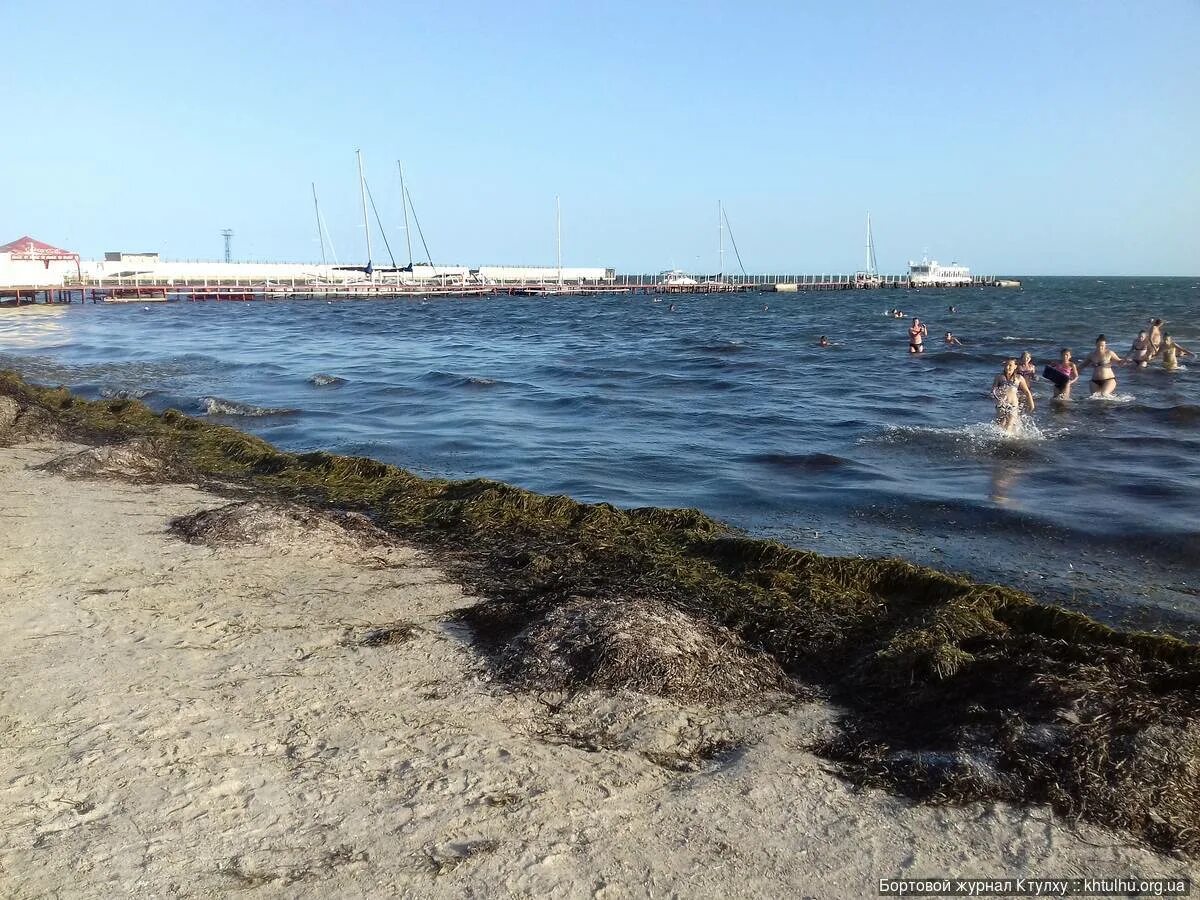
[201,396,294,417]
[1087,392,1135,403]
[868,418,1061,450]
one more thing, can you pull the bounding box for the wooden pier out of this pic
[1,272,1012,306]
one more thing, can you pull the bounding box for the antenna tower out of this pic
[221,229,234,263]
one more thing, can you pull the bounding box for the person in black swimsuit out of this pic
[1077,335,1125,397]
[908,318,928,353]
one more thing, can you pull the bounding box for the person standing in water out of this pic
[1046,348,1080,401]
[908,318,928,353]
[1148,318,1165,357]
[1155,335,1194,371]
[1128,330,1152,367]
[1077,335,1125,397]
[1017,351,1037,382]
[991,358,1036,433]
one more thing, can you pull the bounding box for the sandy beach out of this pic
[1,428,1193,899]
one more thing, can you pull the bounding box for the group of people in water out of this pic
[984,318,1193,432]
[877,310,1193,435]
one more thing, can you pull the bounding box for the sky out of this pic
[3,1,1198,275]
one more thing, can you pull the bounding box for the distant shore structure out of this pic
[0,234,1019,303]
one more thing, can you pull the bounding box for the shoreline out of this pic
[2,369,1199,892]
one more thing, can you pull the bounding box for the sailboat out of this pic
[855,213,882,288]
[517,196,575,296]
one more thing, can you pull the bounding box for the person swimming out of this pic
[1045,348,1080,401]
[1017,351,1037,382]
[944,331,963,346]
[1156,334,1193,371]
[991,358,1036,433]
[818,335,830,348]
[908,318,928,353]
[1077,335,1125,397]
[1129,330,1152,367]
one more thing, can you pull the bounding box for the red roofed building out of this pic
[0,236,81,287]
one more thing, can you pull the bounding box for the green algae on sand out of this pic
[4,369,1199,856]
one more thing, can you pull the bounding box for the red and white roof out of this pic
[0,236,79,261]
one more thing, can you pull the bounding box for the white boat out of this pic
[908,256,971,287]
[855,213,883,288]
[660,270,698,286]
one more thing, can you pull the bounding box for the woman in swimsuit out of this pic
[944,331,963,346]
[1128,330,1152,367]
[1017,351,1037,382]
[1157,335,1194,371]
[1047,347,1080,401]
[991,358,1036,433]
[1148,318,1164,357]
[1077,335,1125,397]
[908,318,928,354]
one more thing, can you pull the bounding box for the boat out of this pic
[908,256,972,287]
[101,288,168,303]
[660,270,698,287]
[854,213,883,288]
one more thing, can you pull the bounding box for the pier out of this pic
[1,272,1013,305]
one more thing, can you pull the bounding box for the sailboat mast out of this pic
[718,200,724,278]
[356,149,372,277]
[312,182,327,267]
[397,160,413,269]
[866,212,875,276]
[556,195,562,287]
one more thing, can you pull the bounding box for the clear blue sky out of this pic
[4,1,1197,274]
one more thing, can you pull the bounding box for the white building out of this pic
[0,236,81,287]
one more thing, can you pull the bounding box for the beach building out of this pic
[0,236,81,286]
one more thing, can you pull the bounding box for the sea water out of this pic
[3,277,1197,637]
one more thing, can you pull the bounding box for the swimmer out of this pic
[947,305,957,313]
[1017,351,1037,382]
[818,335,830,348]
[763,304,769,311]
[944,331,963,346]
[1156,335,1193,371]
[669,303,676,312]
[1046,348,1080,401]
[991,358,1035,433]
[1077,334,1125,397]
[1128,330,1152,367]
[908,318,928,353]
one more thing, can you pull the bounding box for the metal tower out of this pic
[220,229,234,263]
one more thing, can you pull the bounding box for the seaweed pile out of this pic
[4,369,1198,855]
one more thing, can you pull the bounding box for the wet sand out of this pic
[0,442,1191,898]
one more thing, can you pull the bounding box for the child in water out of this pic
[1156,335,1193,371]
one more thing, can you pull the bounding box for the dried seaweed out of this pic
[4,370,1199,855]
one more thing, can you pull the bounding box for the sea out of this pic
[2,277,1197,638]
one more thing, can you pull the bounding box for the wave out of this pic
[420,370,504,389]
[687,339,748,354]
[201,396,297,417]
[308,373,347,387]
[748,451,857,473]
[100,387,157,400]
[865,420,1061,455]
